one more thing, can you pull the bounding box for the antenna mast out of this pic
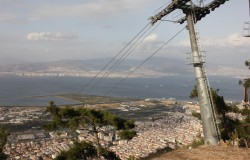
[150,0,230,145]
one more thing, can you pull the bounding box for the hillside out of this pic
[152,144,250,160]
[0,57,190,72]
[0,57,192,78]
[0,57,246,77]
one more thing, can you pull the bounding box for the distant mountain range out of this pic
[0,57,247,77]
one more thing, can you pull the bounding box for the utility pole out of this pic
[150,0,230,145]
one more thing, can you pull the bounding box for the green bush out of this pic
[189,138,204,148]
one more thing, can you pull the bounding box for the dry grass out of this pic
[152,144,250,160]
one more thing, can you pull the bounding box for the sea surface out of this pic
[0,75,243,106]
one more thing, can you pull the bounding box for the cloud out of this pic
[175,33,250,67]
[0,0,22,5]
[0,13,17,21]
[201,33,250,47]
[0,0,153,21]
[144,34,158,42]
[178,33,250,47]
[138,34,166,51]
[226,33,250,46]
[0,0,154,22]
[0,0,29,21]
[27,32,78,41]
[31,0,153,20]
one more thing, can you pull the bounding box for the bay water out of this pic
[0,75,243,106]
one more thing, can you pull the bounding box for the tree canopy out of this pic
[44,101,136,159]
[239,59,250,103]
[0,125,9,160]
[190,86,250,147]
[245,59,250,69]
[55,141,96,160]
[44,102,135,131]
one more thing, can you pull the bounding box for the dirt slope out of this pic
[152,144,250,160]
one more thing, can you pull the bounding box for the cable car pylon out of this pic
[243,0,250,37]
[149,0,230,145]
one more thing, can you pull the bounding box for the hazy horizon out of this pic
[0,0,249,69]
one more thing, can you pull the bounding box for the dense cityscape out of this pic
[0,98,204,160]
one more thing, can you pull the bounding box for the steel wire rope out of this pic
[78,23,151,94]
[104,26,186,97]
[154,0,172,13]
[24,1,171,101]
[82,25,151,93]
[85,20,165,93]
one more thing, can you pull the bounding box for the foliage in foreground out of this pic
[191,112,201,120]
[188,138,204,149]
[119,130,137,140]
[245,59,250,69]
[239,59,250,103]
[190,86,250,147]
[44,101,135,132]
[55,141,121,160]
[0,125,10,160]
[44,101,136,159]
[55,141,97,160]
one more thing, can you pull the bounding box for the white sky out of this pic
[0,0,249,68]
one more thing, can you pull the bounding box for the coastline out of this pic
[0,75,243,106]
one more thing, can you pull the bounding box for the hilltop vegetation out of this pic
[44,101,136,159]
[189,77,250,148]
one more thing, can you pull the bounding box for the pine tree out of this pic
[44,103,136,159]
[0,125,9,160]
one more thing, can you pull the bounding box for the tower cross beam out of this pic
[150,0,229,25]
[150,0,190,25]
